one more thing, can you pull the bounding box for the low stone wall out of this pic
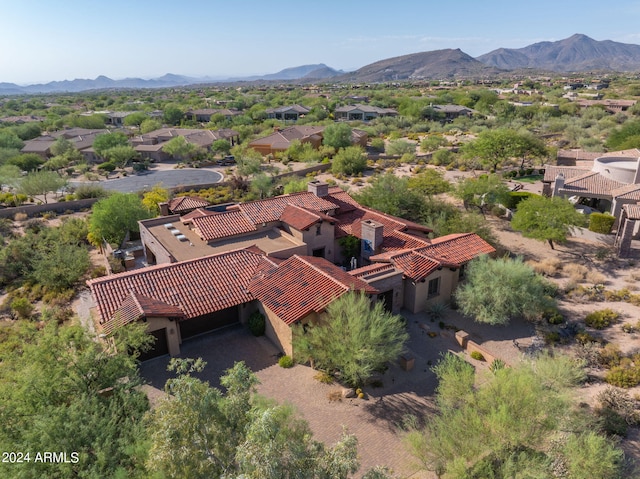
[0,198,99,219]
[455,330,503,366]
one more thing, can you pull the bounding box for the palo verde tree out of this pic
[452,174,510,215]
[355,173,426,223]
[18,170,67,204]
[462,129,546,171]
[294,291,409,387]
[331,145,368,175]
[455,255,556,325]
[405,352,624,479]
[87,192,151,247]
[147,359,375,479]
[322,122,352,149]
[511,195,586,249]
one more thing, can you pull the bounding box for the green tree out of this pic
[331,145,367,175]
[140,118,162,134]
[7,153,44,171]
[147,359,363,479]
[322,123,352,149]
[453,174,510,214]
[0,164,21,190]
[31,242,90,291]
[281,176,309,194]
[236,155,263,177]
[49,136,76,157]
[0,131,24,150]
[123,111,148,127]
[103,144,138,168]
[455,255,555,325]
[294,291,409,387]
[163,104,185,125]
[18,170,67,204]
[162,135,199,161]
[250,173,272,199]
[92,131,129,158]
[355,173,426,222]
[0,322,152,479]
[385,139,416,156]
[407,168,451,196]
[211,138,232,156]
[462,129,546,171]
[88,192,151,247]
[511,195,585,249]
[405,353,620,479]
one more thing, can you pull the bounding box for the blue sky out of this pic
[2,0,640,84]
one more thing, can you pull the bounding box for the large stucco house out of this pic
[88,181,494,360]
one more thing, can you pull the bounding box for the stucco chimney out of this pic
[361,219,384,258]
[159,202,170,216]
[307,180,329,197]
[552,173,565,197]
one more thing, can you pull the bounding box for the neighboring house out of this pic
[159,196,210,216]
[544,153,640,255]
[130,127,240,162]
[334,104,398,121]
[574,99,637,113]
[184,108,242,123]
[0,115,45,124]
[265,104,311,122]
[21,128,107,159]
[431,104,475,121]
[90,181,494,359]
[248,125,368,155]
[104,111,135,126]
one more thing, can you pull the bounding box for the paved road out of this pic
[71,169,223,193]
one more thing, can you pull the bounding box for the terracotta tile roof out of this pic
[249,125,324,150]
[325,187,360,212]
[349,262,398,279]
[249,255,377,325]
[168,196,210,213]
[238,192,336,224]
[543,165,591,182]
[420,233,496,264]
[611,184,640,201]
[623,203,640,220]
[88,248,266,329]
[103,292,185,335]
[381,230,430,252]
[333,206,430,241]
[369,233,495,280]
[279,204,335,231]
[192,210,256,241]
[561,171,625,196]
[180,207,217,221]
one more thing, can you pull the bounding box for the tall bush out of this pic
[588,212,615,234]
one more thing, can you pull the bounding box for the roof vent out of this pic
[163,223,175,229]
[176,235,187,241]
[171,229,181,236]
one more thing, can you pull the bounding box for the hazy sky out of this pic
[2,0,640,84]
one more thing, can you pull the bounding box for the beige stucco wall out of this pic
[301,222,335,261]
[146,316,182,356]
[260,304,294,357]
[367,272,404,312]
[404,268,458,313]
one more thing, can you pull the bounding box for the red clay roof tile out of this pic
[192,210,256,241]
[168,196,210,213]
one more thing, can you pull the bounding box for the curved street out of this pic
[71,168,223,193]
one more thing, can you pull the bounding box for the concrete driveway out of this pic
[71,168,223,193]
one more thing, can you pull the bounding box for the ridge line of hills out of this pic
[3,34,640,95]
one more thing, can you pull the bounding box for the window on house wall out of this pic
[428,277,440,298]
[316,223,322,236]
[458,264,466,280]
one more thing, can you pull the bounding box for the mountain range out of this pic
[2,34,640,95]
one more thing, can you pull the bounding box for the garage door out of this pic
[138,328,169,362]
[180,306,239,339]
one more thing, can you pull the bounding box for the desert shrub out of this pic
[313,371,333,384]
[527,258,561,277]
[470,351,485,361]
[427,301,449,321]
[585,309,620,329]
[605,365,640,388]
[13,212,27,222]
[73,184,109,199]
[10,297,33,319]
[564,263,588,282]
[599,343,623,368]
[278,355,294,368]
[544,331,561,344]
[603,288,631,302]
[543,307,564,325]
[248,311,266,337]
[503,191,536,209]
[40,306,73,324]
[589,212,616,234]
[42,288,75,306]
[596,407,629,437]
[597,386,640,426]
[489,358,506,374]
[586,270,607,285]
[622,323,638,334]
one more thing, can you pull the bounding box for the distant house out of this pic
[248,125,368,155]
[265,104,311,122]
[431,104,475,121]
[184,108,242,123]
[21,128,107,160]
[334,104,398,121]
[131,128,240,162]
[104,111,135,126]
[574,99,636,113]
[0,115,45,124]
[87,182,494,359]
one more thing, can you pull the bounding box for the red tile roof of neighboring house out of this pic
[543,165,591,182]
[249,255,377,325]
[369,233,495,280]
[238,192,336,224]
[88,248,267,330]
[611,184,640,201]
[103,292,186,335]
[192,210,256,241]
[168,196,210,213]
[349,262,398,279]
[180,207,218,221]
[279,204,335,231]
[325,186,360,212]
[333,205,430,240]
